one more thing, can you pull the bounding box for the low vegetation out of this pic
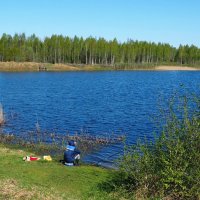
[115,93,200,199]
[0,61,114,72]
[0,127,124,159]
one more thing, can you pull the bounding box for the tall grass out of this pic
[0,126,124,159]
[0,103,4,126]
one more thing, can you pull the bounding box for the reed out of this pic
[0,129,125,158]
[0,103,4,126]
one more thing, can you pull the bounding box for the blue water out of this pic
[0,71,199,166]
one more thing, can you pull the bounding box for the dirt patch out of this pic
[0,179,62,200]
[0,146,25,156]
[0,179,36,200]
[155,66,199,71]
[51,63,81,71]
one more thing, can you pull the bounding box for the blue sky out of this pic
[0,0,199,47]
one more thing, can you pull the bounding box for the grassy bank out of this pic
[0,61,159,72]
[0,62,116,72]
[0,144,120,200]
[0,61,158,72]
[0,61,199,72]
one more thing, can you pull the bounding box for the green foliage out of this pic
[1,33,200,67]
[118,93,200,199]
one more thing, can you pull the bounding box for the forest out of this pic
[0,33,200,68]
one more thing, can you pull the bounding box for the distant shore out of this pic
[0,61,199,72]
[0,62,82,72]
[155,65,199,71]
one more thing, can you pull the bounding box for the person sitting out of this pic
[64,140,81,166]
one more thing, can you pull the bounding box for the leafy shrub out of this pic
[118,93,200,199]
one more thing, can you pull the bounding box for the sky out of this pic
[0,0,199,47]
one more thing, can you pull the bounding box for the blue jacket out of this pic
[64,145,81,163]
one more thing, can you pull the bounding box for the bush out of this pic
[118,93,200,199]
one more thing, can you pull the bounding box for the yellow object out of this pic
[43,155,52,161]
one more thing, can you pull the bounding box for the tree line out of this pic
[0,33,200,68]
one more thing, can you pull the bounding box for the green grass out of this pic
[0,144,119,200]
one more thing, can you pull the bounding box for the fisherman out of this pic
[64,140,81,166]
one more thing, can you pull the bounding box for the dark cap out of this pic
[68,140,75,146]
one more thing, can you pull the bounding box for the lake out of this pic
[0,71,199,167]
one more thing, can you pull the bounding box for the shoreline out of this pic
[155,65,199,71]
[0,61,199,72]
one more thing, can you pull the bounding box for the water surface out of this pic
[0,71,199,166]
